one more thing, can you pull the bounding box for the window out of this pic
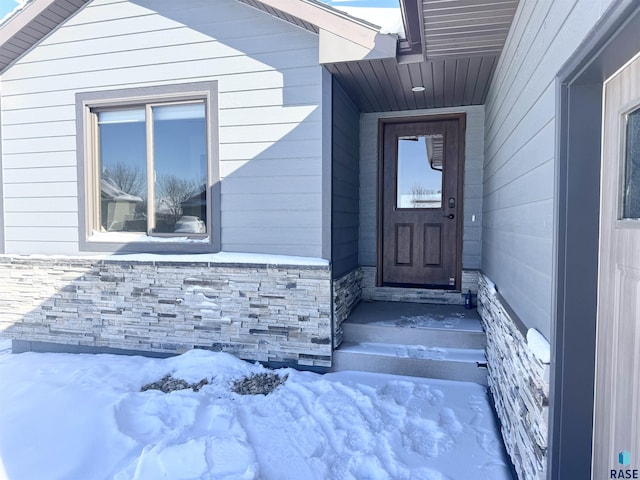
[76,82,220,252]
[622,107,640,219]
[396,134,444,209]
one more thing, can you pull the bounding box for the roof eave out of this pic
[254,0,398,63]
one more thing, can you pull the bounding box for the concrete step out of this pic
[332,342,487,385]
[342,322,486,349]
[332,301,487,384]
[341,301,486,349]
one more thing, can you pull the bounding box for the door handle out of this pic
[444,214,455,219]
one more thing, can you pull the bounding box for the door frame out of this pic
[553,1,640,478]
[376,113,466,289]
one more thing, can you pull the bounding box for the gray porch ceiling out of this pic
[325,55,497,112]
[326,0,519,112]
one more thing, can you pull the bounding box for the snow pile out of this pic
[333,6,405,37]
[0,347,512,479]
[527,328,551,364]
[484,277,497,295]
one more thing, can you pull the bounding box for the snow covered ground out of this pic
[0,339,513,480]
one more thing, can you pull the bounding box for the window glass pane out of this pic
[152,103,207,234]
[396,134,443,209]
[98,109,145,124]
[98,109,147,232]
[623,108,640,219]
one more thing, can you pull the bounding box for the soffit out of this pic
[325,0,518,112]
[325,55,496,112]
[422,0,518,58]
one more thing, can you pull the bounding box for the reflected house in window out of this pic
[100,178,143,232]
[397,134,444,209]
[177,188,207,233]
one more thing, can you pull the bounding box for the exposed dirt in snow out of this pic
[231,372,289,396]
[141,374,209,393]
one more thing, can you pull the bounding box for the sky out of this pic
[319,0,404,37]
[0,0,22,25]
[0,0,19,19]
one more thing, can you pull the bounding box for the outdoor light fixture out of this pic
[411,86,425,92]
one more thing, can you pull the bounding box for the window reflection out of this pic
[96,102,208,235]
[396,134,444,209]
[152,104,207,234]
[98,109,147,232]
[623,108,640,219]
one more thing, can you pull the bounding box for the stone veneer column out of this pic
[332,268,363,347]
[0,256,332,367]
[477,274,550,480]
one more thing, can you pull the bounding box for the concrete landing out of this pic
[332,301,487,384]
[341,301,486,349]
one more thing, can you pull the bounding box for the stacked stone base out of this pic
[0,256,332,367]
[478,274,549,480]
[332,268,363,347]
[361,266,479,304]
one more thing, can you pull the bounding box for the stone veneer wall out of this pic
[0,256,332,367]
[477,274,550,480]
[360,266,479,304]
[332,268,362,347]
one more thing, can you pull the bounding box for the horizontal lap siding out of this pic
[482,0,615,337]
[1,0,323,256]
[359,106,485,270]
[331,79,360,278]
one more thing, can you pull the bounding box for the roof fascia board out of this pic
[319,28,397,63]
[398,0,424,58]
[255,0,397,62]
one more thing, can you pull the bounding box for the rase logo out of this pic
[611,451,639,479]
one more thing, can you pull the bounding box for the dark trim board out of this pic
[551,1,640,478]
[11,340,330,374]
[12,340,175,358]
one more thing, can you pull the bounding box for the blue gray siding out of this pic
[0,0,324,257]
[483,0,616,337]
[331,78,360,278]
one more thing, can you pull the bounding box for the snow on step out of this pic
[338,342,486,364]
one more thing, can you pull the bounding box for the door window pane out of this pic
[98,109,147,232]
[623,108,640,218]
[396,134,443,209]
[152,103,207,234]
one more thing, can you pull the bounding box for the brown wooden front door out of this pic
[379,116,464,288]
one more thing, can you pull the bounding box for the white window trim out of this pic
[76,82,220,253]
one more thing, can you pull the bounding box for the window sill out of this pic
[80,231,216,254]
[88,231,209,244]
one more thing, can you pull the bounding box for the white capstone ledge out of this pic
[0,252,329,267]
[527,328,551,364]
